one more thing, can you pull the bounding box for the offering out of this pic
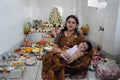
[11,61,24,67]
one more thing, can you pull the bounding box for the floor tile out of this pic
[22,66,39,80]
[10,61,101,80]
[87,70,98,80]
[36,61,42,80]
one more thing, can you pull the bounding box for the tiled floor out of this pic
[9,60,98,80]
[36,61,98,80]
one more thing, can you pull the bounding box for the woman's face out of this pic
[78,42,88,52]
[66,18,77,31]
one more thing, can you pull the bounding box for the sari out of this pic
[42,31,93,80]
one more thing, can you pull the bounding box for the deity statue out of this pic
[49,7,62,25]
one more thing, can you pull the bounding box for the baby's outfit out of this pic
[61,45,79,61]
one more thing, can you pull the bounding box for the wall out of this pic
[86,7,106,46]
[77,0,105,46]
[76,0,88,27]
[0,0,28,54]
[113,1,120,63]
[0,0,78,54]
[27,0,76,42]
[0,0,119,57]
[113,0,120,56]
[102,0,119,55]
[77,0,120,59]
[27,0,76,22]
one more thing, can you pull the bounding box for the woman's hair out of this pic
[82,40,93,52]
[62,15,79,32]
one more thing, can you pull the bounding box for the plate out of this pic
[25,59,37,66]
[0,66,5,72]
[5,66,15,71]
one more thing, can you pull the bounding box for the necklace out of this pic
[65,31,78,45]
[66,31,74,45]
[67,39,70,44]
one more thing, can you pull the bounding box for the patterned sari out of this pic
[42,31,93,80]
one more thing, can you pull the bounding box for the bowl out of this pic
[44,46,52,51]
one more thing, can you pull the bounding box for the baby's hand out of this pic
[61,54,68,61]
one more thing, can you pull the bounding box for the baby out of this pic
[61,40,93,61]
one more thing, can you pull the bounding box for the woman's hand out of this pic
[52,44,58,53]
[52,44,62,53]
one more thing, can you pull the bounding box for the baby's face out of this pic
[78,42,88,51]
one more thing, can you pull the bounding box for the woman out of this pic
[42,15,93,80]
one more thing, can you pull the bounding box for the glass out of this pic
[24,22,31,41]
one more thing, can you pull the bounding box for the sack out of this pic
[96,60,120,80]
